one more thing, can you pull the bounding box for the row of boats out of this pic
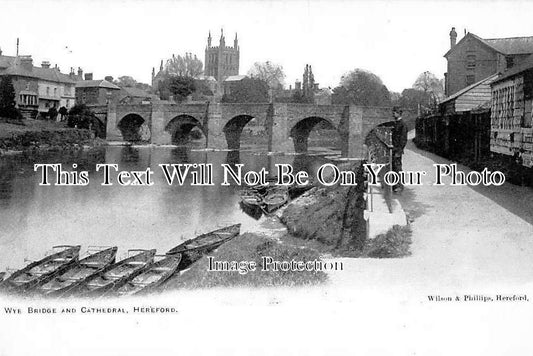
[0,224,241,298]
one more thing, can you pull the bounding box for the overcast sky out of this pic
[1,0,533,93]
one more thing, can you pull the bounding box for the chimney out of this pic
[84,73,93,81]
[41,61,51,68]
[19,55,33,71]
[450,27,457,49]
[295,81,301,91]
[78,67,83,78]
[0,47,2,56]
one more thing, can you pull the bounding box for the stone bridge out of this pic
[105,102,393,157]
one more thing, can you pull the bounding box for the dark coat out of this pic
[392,118,408,154]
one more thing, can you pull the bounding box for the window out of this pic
[46,87,50,96]
[466,54,476,69]
[466,75,476,86]
[54,88,57,96]
[506,56,515,69]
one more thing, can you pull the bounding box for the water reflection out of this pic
[0,145,335,271]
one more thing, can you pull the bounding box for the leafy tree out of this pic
[331,69,391,106]
[413,71,444,100]
[115,76,138,87]
[221,77,269,103]
[67,104,104,137]
[159,76,196,102]
[247,61,286,90]
[0,76,23,124]
[165,53,203,77]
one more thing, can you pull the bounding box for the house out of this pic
[489,55,533,167]
[444,28,533,97]
[75,76,121,105]
[0,49,77,119]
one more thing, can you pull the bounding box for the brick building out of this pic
[444,28,533,97]
[75,77,121,105]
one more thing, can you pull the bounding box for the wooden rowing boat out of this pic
[0,245,81,294]
[111,254,182,297]
[36,247,118,297]
[262,187,289,213]
[166,224,241,270]
[239,189,263,207]
[66,249,156,297]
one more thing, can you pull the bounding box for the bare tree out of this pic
[165,53,203,78]
[247,61,286,90]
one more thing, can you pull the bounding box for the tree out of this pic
[164,53,203,77]
[413,71,444,100]
[221,77,269,103]
[247,61,286,90]
[395,88,433,114]
[67,104,105,137]
[159,76,196,102]
[331,69,391,106]
[115,76,138,88]
[0,76,23,124]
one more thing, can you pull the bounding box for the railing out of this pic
[365,125,393,212]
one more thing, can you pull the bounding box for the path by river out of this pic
[325,133,533,292]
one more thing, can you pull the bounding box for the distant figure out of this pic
[58,106,68,122]
[48,106,58,122]
[391,106,408,193]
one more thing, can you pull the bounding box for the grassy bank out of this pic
[281,162,367,251]
[164,233,328,289]
[0,119,104,153]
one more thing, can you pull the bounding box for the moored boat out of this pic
[36,247,118,297]
[66,249,156,297]
[262,186,289,213]
[239,189,263,207]
[166,224,241,269]
[0,245,81,294]
[111,254,182,297]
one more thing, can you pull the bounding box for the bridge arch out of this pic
[117,113,147,142]
[289,116,340,153]
[165,115,206,145]
[223,114,256,150]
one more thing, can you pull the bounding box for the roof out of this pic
[441,74,498,104]
[195,75,217,82]
[493,54,533,83]
[224,75,246,82]
[0,55,16,68]
[0,56,76,84]
[120,86,155,98]
[485,36,533,55]
[444,33,533,57]
[76,79,120,90]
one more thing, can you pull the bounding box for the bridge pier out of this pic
[150,106,171,145]
[206,103,228,150]
[106,105,122,141]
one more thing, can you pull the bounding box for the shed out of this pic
[440,74,498,115]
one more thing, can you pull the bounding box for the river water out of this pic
[0,144,341,272]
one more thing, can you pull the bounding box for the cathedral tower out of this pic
[204,29,240,84]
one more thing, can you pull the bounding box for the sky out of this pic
[1,0,533,93]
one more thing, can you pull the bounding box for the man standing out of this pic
[391,106,408,192]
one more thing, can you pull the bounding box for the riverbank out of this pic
[0,119,105,155]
